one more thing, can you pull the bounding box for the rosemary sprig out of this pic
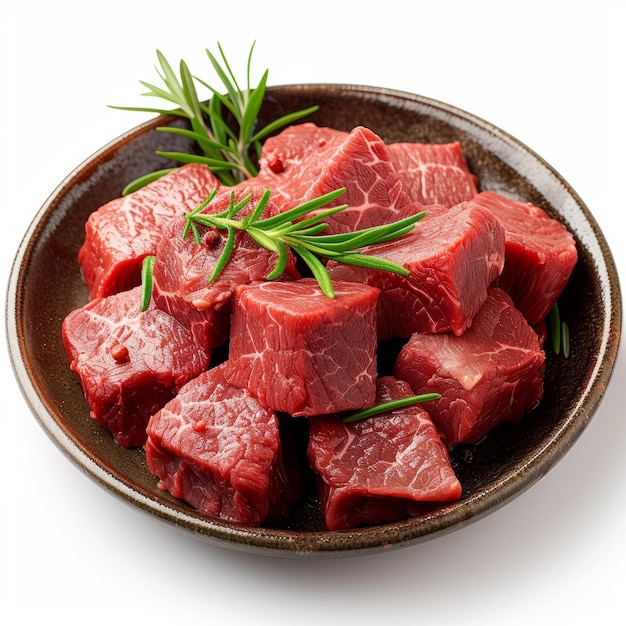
[343,393,442,423]
[182,188,426,299]
[111,42,319,190]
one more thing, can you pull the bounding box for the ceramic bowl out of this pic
[6,84,621,557]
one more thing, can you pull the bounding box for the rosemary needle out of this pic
[343,394,442,423]
[140,255,156,312]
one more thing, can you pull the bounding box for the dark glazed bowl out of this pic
[6,84,622,557]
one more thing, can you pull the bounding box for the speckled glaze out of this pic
[6,85,622,557]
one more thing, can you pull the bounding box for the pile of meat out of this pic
[62,122,577,530]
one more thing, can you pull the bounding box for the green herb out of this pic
[182,187,426,298]
[547,301,570,357]
[123,169,177,196]
[343,393,442,423]
[111,42,319,190]
[140,255,156,312]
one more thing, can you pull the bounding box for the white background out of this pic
[2,2,624,624]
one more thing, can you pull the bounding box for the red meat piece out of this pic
[78,164,221,300]
[394,287,545,446]
[224,278,379,417]
[387,141,479,207]
[472,191,578,324]
[257,123,421,233]
[327,202,505,339]
[307,376,462,531]
[258,122,349,175]
[145,364,302,526]
[62,286,210,447]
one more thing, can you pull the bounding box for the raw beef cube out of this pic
[224,278,379,416]
[259,122,349,175]
[145,364,302,526]
[79,164,221,300]
[327,202,505,339]
[307,376,462,531]
[151,183,300,351]
[472,191,578,324]
[387,141,479,207]
[394,287,545,446]
[62,286,210,447]
[258,123,420,233]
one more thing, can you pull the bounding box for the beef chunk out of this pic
[145,364,302,525]
[79,164,221,300]
[62,286,210,447]
[387,141,478,207]
[472,191,578,324]
[327,202,505,339]
[307,376,462,530]
[224,278,379,416]
[258,122,350,175]
[394,287,545,445]
[257,123,420,233]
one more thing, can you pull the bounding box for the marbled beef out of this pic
[307,376,462,530]
[62,286,210,447]
[258,123,421,233]
[79,164,221,300]
[472,191,578,324]
[145,364,302,526]
[224,278,379,416]
[259,122,349,175]
[327,202,505,339]
[387,141,478,207]
[394,287,545,446]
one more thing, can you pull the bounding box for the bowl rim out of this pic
[6,83,622,557]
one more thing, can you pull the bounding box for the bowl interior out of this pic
[7,84,621,557]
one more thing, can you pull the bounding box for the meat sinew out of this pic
[62,286,210,448]
[471,190,578,324]
[145,364,302,526]
[327,201,505,339]
[258,123,421,233]
[307,376,462,531]
[387,141,478,207]
[151,183,300,351]
[79,163,221,300]
[394,287,545,446]
[224,278,380,416]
